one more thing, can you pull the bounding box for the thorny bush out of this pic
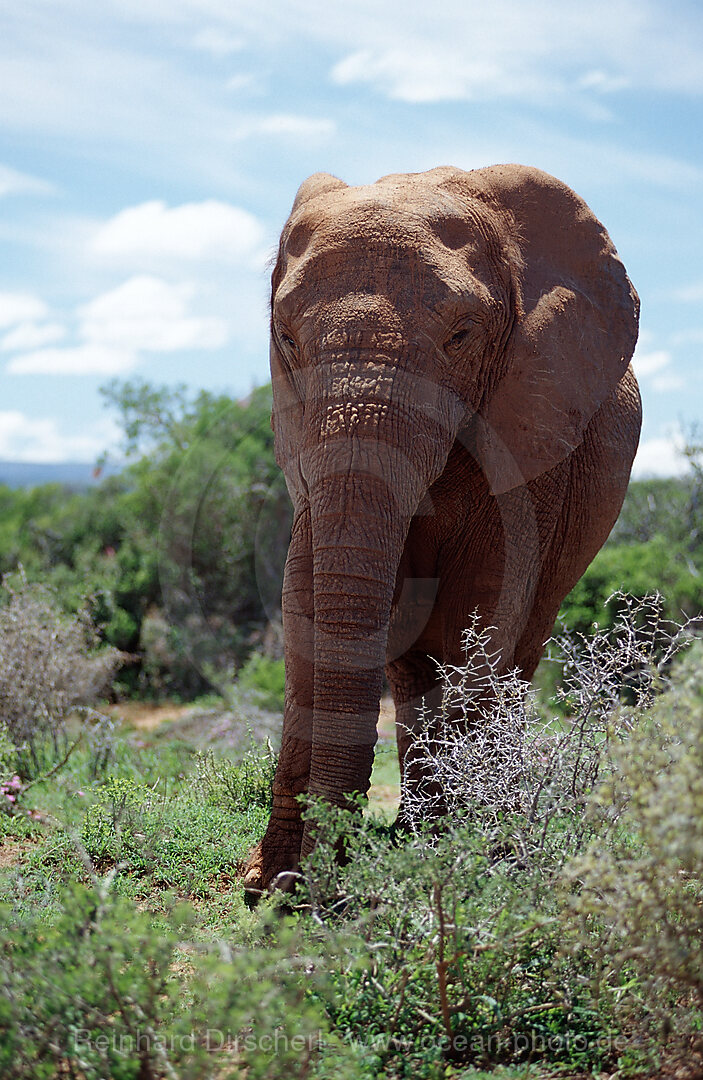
[401,595,698,874]
[0,574,123,778]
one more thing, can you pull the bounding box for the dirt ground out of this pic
[105,700,194,730]
[377,695,396,740]
[0,838,38,870]
[106,695,402,815]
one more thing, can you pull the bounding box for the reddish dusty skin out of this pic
[243,164,641,893]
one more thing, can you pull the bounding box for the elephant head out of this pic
[269,164,639,847]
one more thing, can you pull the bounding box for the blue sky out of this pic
[0,0,701,475]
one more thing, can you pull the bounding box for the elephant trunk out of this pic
[298,353,461,856]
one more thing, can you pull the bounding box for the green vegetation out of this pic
[559,437,703,635]
[237,653,286,711]
[2,384,703,1077]
[1,378,701,703]
[0,379,291,700]
[2,587,703,1078]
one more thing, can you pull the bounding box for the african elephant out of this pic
[243,164,641,892]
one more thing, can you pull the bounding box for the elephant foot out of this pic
[241,829,303,903]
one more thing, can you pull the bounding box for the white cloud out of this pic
[330,49,472,103]
[326,0,703,103]
[631,434,687,479]
[0,292,49,329]
[632,347,672,378]
[92,200,264,264]
[4,276,230,376]
[651,373,684,392]
[6,344,137,376]
[0,322,66,351]
[630,341,684,392]
[0,410,120,462]
[78,276,228,352]
[192,27,243,57]
[225,73,258,93]
[233,113,336,140]
[331,48,509,103]
[673,281,703,303]
[0,162,53,199]
[577,69,630,93]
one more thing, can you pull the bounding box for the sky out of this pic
[0,0,702,476]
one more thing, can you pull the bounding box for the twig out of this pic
[433,881,455,1046]
[22,730,85,792]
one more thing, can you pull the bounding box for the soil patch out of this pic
[0,838,36,870]
[105,701,194,730]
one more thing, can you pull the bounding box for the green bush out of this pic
[192,743,276,811]
[237,653,286,711]
[0,380,292,700]
[0,877,355,1080]
[559,536,702,635]
[286,799,614,1075]
[564,640,703,1025]
[78,766,271,897]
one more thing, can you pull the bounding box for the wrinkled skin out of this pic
[243,164,641,893]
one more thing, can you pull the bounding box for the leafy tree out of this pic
[0,380,291,698]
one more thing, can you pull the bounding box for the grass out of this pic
[2,658,702,1080]
[0,700,402,934]
[0,706,274,932]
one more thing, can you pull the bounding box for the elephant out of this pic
[243,163,641,892]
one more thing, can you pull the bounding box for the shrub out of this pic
[564,638,703,1026]
[192,743,276,811]
[0,873,355,1080]
[560,538,703,636]
[4,594,703,1078]
[276,596,700,1074]
[79,766,271,897]
[237,653,286,711]
[0,576,123,778]
[290,800,614,1075]
[400,597,694,875]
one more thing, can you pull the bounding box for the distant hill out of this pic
[0,460,122,490]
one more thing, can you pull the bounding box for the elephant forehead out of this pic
[286,191,422,252]
[314,293,404,341]
[276,241,474,317]
[276,190,506,321]
[285,181,494,258]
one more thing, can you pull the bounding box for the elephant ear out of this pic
[290,172,348,213]
[446,165,639,494]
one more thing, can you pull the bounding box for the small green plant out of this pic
[0,724,19,817]
[78,767,270,897]
[81,776,160,866]
[193,742,276,811]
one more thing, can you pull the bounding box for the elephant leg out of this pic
[243,508,314,893]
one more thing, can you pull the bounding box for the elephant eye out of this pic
[444,326,472,357]
[277,328,298,360]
